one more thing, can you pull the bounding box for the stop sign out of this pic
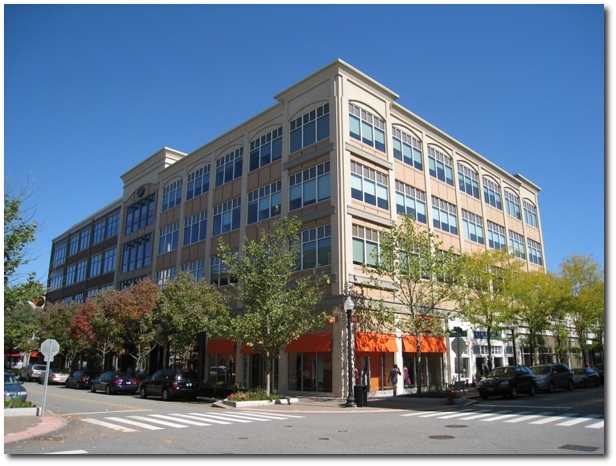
[40,339,60,362]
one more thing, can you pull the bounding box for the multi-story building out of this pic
[47,59,548,398]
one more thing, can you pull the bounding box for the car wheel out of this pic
[91,385,96,393]
[548,382,555,393]
[105,385,112,395]
[529,385,536,397]
[140,387,147,399]
[162,388,170,401]
[509,387,518,399]
[567,380,574,391]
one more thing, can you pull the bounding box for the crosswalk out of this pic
[402,409,604,429]
[80,410,305,433]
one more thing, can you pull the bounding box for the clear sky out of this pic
[3,3,605,286]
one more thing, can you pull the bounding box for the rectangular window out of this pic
[79,229,90,251]
[296,225,331,271]
[122,234,152,273]
[248,181,281,224]
[184,210,208,246]
[52,242,67,268]
[182,259,205,280]
[215,148,243,187]
[213,197,241,236]
[250,127,283,171]
[523,201,539,228]
[49,270,63,291]
[69,236,79,256]
[352,225,380,268]
[392,127,423,170]
[65,264,76,286]
[162,180,183,212]
[156,267,176,288]
[350,161,389,209]
[431,196,458,235]
[290,103,329,153]
[527,239,543,266]
[90,253,102,278]
[187,164,211,200]
[349,103,386,152]
[487,221,506,250]
[125,193,156,234]
[462,210,484,245]
[427,147,454,186]
[103,248,116,273]
[505,190,521,220]
[483,178,502,210]
[159,222,180,254]
[395,181,426,224]
[76,260,88,282]
[289,162,330,211]
[107,212,120,237]
[210,256,229,287]
[509,231,526,259]
[93,220,106,244]
[458,163,480,199]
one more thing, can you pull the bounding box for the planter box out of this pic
[223,398,299,408]
[4,407,42,417]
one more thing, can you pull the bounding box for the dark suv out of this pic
[477,365,537,399]
[530,363,574,392]
[65,370,101,389]
[139,369,200,401]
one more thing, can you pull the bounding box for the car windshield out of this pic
[5,374,18,384]
[531,366,551,375]
[489,367,514,378]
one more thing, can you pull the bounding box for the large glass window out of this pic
[103,248,116,273]
[350,161,389,209]
[156,267,176,288]
[69,236,79,256]
[248,181,281,224]
[289,162,330,211]
[483,177,502,210]
[159,222,179,254]
[287,351,332,393]
[210,256,229,286]
[93,220,106,244]
[392,127,422,170]
[215,148,243,187]
[49,270,63,291]
[182,259,205,280]
[487,221,506,250]
[527,239,543,266]
[462,210,484,245]
[65,264,76,286]
[90,253,102,278]
[427,147,454,186]
[505,190,521,220]
[290,103,329,153]
[79,230,91,251]
[107,212,120,237]
[76,260,88,282]
[250,127,283,171]
[523,200,539,228]
[162,179,182,212]
[213,198,241,236]
[509,231,526,259]
[187,164,211,200]
[52,242,67,268]
[352,225,380,267]
[349,103,386,152]
[458,163,480,199]
[431,196,458,235]
[122,234,152,273]
[296,225,331,270]
[395,181,426,223]
[184,211,207,246]
[125,194,156,234]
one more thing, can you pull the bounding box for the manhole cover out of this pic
[429,435,455,440]
[445,425,467,428]
[559,444,599,452]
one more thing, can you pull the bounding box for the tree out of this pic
[3,298,44,362]
[4,191,38,286]
[558,254,604,365]
[217,217,329,396]
[363,215,463,394]
[453,249,523,374]
[40,301,81,370]
[155,272,229,371]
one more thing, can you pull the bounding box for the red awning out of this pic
[206,338,236,355]
[240,344,259,354]
[30,352,40,358]
[284,333,332,353]
[402,336,446,353]
[5,353,20,358]
[355,333,398,352]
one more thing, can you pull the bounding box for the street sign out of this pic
[40,339,60,362]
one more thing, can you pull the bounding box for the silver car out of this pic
[19,363,46,382]
[530,363,574,392]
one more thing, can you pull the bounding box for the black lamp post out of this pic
[510,325,517,366]
[344,296,357,408]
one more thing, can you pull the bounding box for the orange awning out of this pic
[402,335,446,353]
[355,333,398,352]
[206,338,236,354]
[284,333,332,353]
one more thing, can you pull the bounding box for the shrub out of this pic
[227,387,281,402]
[4,398,34,409]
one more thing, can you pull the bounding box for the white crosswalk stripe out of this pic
[79,410,305,433]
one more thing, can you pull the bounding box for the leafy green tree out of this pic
[217,217,329,396]
[155,272,229,371]
[558,254,604,365]
[453,249,523,373]
[40,301,81,370]
[3,299,44,362]
[362,215,462,394]
[4,192,38,286]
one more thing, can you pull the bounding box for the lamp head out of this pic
[344,296,354,313]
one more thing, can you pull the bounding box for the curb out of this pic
[4,414,66,445]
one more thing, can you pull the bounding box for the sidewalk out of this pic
[4,387,479,444]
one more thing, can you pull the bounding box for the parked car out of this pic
[592,363,604,385]
[4,372,28,402]
[90,371,139,395]
[19,363,46,382]
[65,370,101,389]
[477,365,537,400]
[530,363,574,393]
[38,369,70,385]
[572,367,600,388]
[139,369,201,401]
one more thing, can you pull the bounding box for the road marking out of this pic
[105,416,164,430]
[585,420,604,429]
[44,450,89,454]
[504,412,553,423]
[557,415,600,427]
[81,418,138,432]
[438,411,475,419]
[459,412,505,420]
[529,415,574,425]
[480,413,519,422]
[150,414,210,426]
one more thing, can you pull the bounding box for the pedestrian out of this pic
[354,368,360,385]
[388,364,401,396]
[403,366,411,387]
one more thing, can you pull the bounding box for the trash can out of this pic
[354,385,368,407]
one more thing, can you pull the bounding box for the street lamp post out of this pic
[453,326,462,383]
[510,325,517,366]
[344,296,357,407]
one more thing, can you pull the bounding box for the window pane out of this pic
[317,172,330,201]
[351,174,363,201]
[304,121,316,147]
[303,241,317,269]
[303,178,316,205]
[317,114,329,141]
[352,238,364,265]
[350,115,360,140]
[317,237,331,266]
[361,121,373,146]
[291,129,302,153]
[364,179,376,205]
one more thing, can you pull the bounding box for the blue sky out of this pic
[3,3,605,286]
